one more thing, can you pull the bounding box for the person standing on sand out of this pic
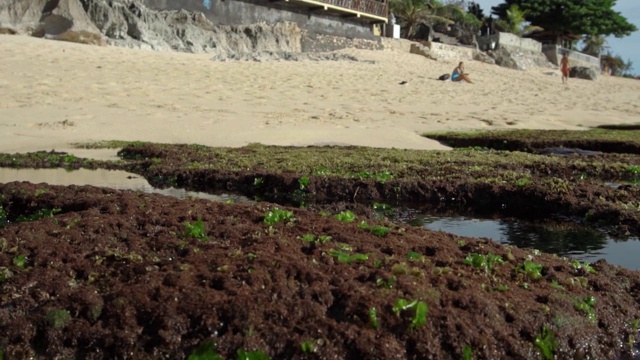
[452,62,473,83]
[561,53,570,84]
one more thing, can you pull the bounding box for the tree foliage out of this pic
[390,0,480,38]
[494,4,543,37]
[390,0,442,38]
[467,1,485,21]
[581,34,607,57]
[491,0,637,38]
[601,52,633,76]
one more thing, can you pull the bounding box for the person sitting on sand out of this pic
[561,53,570,84]
[451,62,473,83]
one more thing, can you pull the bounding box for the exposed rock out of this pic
[1,0,305,58]
[486,48,519,70]
[82,0,303,55]
[473,50,495,65]
[570,66,599,81]
[301,31,382,53]
[210,50,371,62]
[54,29,105,45]
[409,42,437,61]
[0,26,16,34]
[487,45,554,70]
[0,0,100,37]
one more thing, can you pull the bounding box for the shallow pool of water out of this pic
[2,168,639,270]
[0,168,250,203]
[401,212,639,270]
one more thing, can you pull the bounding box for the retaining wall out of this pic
[542,44,600,69]
[381,38,473,62]
[429,42,474,61]
[477,32,541,52]
[142,0,377,39]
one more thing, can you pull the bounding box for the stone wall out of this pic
[542,44,600,69]
[141,0,378,39]
[302,31,382,52]
[429,41,474,61]
[477,32,541,53]
[381,38,475,62]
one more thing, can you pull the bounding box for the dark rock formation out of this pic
[570,66,599,81]
[413,21,477,48]
[486,48,519,69]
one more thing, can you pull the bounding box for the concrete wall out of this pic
[142,0,377,39]
[381,38,473,62]
[542,44,600,69]
[477,32,541,52]
[429,42,474,61]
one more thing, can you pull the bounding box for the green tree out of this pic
[390,0,480,38]
[467,1,485,21]
[581,34,607,57]
[390,0,439,38]
[491,0,637,41]
[494,4,543,36]
[601,52,633,76]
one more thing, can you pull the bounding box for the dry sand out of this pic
[1,34,639,159]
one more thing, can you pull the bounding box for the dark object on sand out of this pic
[438,73,450,81]
[399,80,408,85]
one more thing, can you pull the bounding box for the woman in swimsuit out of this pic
[452,62,473,83]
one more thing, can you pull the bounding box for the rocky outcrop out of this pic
[570,66,599,81]
[82,0,303,55]
[472,50,495,65]
[409,42,437,61]
[486,45,554,70]
[412,21,477,49]
[486,48,519,69]
[0,0,101,42]
[0,0,304,58]
[301,31,382,53]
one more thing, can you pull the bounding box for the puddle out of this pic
[0,168,251,203]
[400,212,639,270]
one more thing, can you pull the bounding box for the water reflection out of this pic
[402,214,639,270]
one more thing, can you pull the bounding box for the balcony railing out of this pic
[279,0,388,22]
[322,0,388,19]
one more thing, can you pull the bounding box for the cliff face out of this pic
[0,0,303,55]
[0,0,99,35]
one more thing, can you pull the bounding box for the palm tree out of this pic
[390,0,471,38]
[494,4,542,37]
[581,35,607,57]
[389,0,438,38]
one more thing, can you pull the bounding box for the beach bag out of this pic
[438,73,450,81]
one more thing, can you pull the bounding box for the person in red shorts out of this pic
[561,53,570,84]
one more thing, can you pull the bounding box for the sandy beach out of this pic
[1,34,639,157]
